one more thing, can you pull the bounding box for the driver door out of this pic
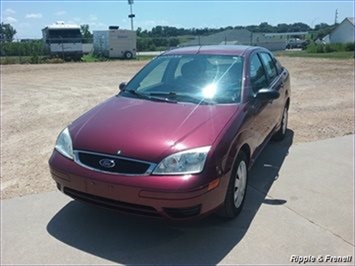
[247,52,275,152]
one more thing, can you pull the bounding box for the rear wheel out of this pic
[218,151,248,218]
[273,106,288,141]
[124,51,133,59]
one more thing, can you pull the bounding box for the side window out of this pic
[138,59,169,89]
[249,54,268,93]
[259,53,278,81]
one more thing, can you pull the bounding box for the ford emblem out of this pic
[99,158,116,168]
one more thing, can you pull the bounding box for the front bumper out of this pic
[49,150,228,220]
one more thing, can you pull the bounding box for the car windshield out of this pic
[122,54,244,104]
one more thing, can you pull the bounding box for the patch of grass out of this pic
[44,57,65,64]
[135,55,156,61]
[275,50,354,60]
[0,55,49,64]
[1,53,155,64]
[0,56,22,64]
[81,54,103,62]
[81,53,153,62]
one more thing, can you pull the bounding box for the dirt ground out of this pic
[1,57,354,199]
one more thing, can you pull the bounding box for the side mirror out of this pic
[254,88,280,100]
[119,82,127,91]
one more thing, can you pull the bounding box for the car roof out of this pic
[162,45,260,57]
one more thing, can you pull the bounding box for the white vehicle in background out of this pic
[93,26,136,59]
[42,21,83,60]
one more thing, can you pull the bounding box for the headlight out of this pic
[55,127,74,160]
[153,146,211,175]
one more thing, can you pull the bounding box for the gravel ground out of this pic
[1,57,354,199]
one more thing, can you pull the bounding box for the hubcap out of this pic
[234,160,247,208]
[282,108,288,134]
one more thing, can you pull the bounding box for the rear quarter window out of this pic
[273,57,283,74]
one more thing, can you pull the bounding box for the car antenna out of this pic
[197,45,202,54]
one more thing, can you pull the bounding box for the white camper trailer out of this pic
[93,26,136,59]
[42,21,83,59]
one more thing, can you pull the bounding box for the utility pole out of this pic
[128,0,135,31]
[334,9,338,24]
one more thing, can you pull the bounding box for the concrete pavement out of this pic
[1,133,354,265]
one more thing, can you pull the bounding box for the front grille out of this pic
[74,150,155,175]
[63,187,161,217]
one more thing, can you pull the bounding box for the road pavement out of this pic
[1,132,354,265]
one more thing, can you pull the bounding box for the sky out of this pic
[1,0,354,39]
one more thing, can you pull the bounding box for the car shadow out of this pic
[47,130,294,265]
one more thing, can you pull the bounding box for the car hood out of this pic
[70,96,240,162]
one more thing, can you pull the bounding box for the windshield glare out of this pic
[124,54,244,104]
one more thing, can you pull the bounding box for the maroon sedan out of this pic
[49,45,290,220]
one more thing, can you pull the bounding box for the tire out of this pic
[124,51,133,59]
[218,151,248,218]
[273,106,288,141]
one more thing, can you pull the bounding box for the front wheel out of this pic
[218,151,248,218]
[273,106,288,141]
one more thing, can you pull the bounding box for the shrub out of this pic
[307,42,324,53]
[324,44,336,53]
[307,42,354,54]
[345,42,355,52]
[30,53,39,64]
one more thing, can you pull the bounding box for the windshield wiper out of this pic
[149,92,215,105]
[122,89,177,103]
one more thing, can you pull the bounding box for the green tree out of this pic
[168,37,179,47]
[80,24,93,43]
[136,27,142,37]
[314,23,330,31]
[276,23,289,33]
[1,23,17,42]
[258,22,275,33]
[289,22,311,32]
[151,26,163,37]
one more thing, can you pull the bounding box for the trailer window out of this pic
[47,29,82,43]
